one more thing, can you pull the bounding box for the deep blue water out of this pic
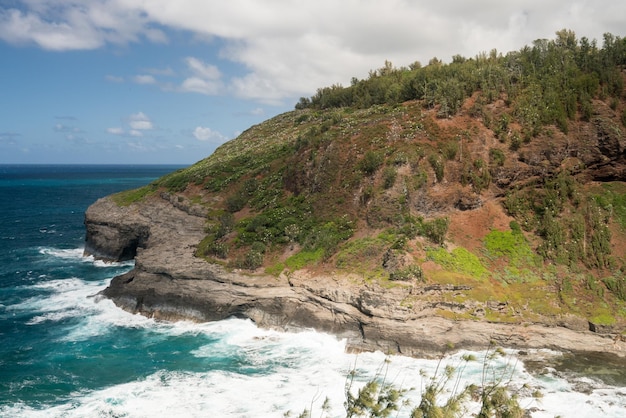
[0,166,184,404]
[0,165,624,417]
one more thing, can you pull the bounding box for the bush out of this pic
[603,275,626,301]
[421,217,450,245]
[389,265,424,281]
[358,151,384,175]
[441,141,459,160]
[428,154,444,182]
[509,130,522,151]
[238,247,264,270]
[489,148,506,167]
[382,166,397,189]
[215,212,234,238]
[196,236,229,259]
[207,241,229,259]
[226,193,247,212]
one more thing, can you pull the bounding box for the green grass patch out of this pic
[427,247,489,279]
[285,248,324,271]
[335,237,387,269]
[112,185,156,206]
[590,312,616,326]
[483,229,537,267]
[265,262,285,276]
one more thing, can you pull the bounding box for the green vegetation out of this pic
[483,228,539,275]
[427,247,489,280]
[594,182,626,229]
[295,347,527,418]
[112,184,156,206]
[298,30,625,137]
[503,170,617,270]
[112,30,626,328]
[285,248,325,271]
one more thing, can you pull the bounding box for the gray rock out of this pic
[85,193,626,358]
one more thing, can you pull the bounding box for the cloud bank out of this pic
[2,0,625,103]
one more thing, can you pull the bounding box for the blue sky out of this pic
[1,1,625,165]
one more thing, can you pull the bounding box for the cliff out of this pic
[85,192,625,357]
[86,31,626,357]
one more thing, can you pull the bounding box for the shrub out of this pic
[382,166,397,189]
[207,241,229,259]
[489,148,506,167]
[226,193,247,212]
[358,151,384,175]
[196,236,229,259]
[428,154,444,182]
[603,275,626,301]
[420,217,450,245]
[441,141,459,160]
[238,247,264,270]
[509,130,522,151]
[214,212,234,238]
[389,265,424,281]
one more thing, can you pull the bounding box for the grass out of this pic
[284,248,324,271]
[596,182,626,229]
[427,247,489,280]
[483,229,537,267]
[112,185,156,206]
[335,237,387,269]
[590,312,616,326]
[100,83,625,330]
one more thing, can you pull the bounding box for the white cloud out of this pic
[181,77,221,95]
[193,126,227,142]
[54,123,80,133]
[133,74,156,84]
[105,75,124,83]
[3,1,626,102]
[107,127,124,135]
[107,112,154,137]
[185,57,220,80]
[179,57,223,95]
[128,112,153,130]
[0,8,102,50]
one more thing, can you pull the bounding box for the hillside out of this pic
[106,30,626,339]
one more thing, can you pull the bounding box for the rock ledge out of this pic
[86,194,626,358]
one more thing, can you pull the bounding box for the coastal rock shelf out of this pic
[85,193,626,358]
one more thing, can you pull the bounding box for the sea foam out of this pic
[4,256,626,417]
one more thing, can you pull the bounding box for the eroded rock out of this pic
[86,194,626,358]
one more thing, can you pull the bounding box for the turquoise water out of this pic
[0,165,624,417]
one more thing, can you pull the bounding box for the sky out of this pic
[1,1,625,165]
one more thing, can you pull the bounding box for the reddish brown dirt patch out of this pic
[447,199,514,252]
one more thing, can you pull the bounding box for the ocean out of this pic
[0,164,624,417]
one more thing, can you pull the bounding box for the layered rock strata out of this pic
[85,193,626,358]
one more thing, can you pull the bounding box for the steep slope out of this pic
[86,31,626,355]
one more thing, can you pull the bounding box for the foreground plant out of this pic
[293,346,527,418]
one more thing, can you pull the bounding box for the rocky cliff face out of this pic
[85,192,625,357]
